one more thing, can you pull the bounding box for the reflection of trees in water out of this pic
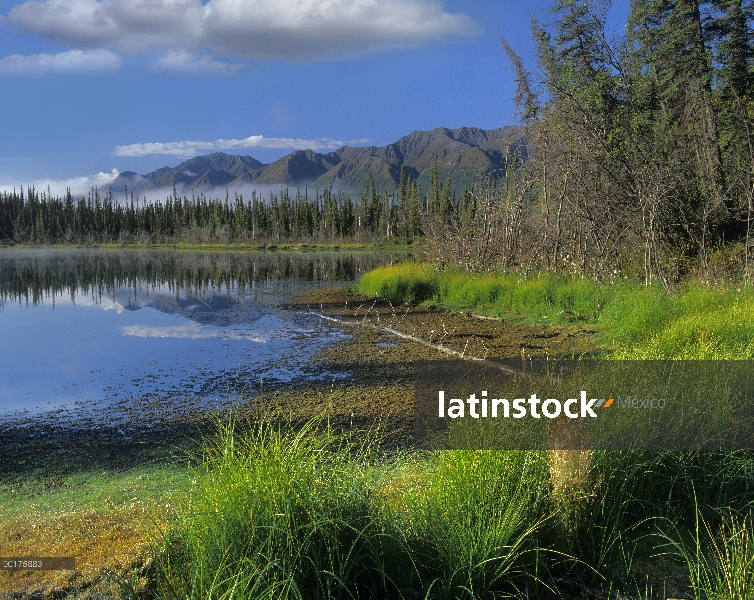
[0,250,413,307]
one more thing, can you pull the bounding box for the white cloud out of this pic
[150,50,243,77]
[0,48,121,76]
[0,168,120,197]
[5,0,481,62]
[114,135,370,158]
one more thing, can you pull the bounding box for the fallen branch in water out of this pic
[307,311,519,375]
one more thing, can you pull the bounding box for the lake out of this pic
[0,248,406,430]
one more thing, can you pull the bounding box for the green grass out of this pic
[388,449,549,597]
[359,263,437,302]
[155,419,551,599]
[359,264,615,323]
[151,417,754,598]
[604,284,754,359]
[0,466,189,518]
[358,263,754,359]
[158,419,395,599]
[438,271,611,323]
[660,509,754,600]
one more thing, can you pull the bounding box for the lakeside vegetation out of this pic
[12,410,747,598]
[150,422,754,600]
[3,255,754,597]
[139,266,754,599]
[359,262,754,359]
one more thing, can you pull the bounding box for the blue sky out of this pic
[0,0,630,194]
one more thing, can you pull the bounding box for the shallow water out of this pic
[0,249,406,428]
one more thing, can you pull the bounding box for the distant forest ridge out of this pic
[110,126,529,196]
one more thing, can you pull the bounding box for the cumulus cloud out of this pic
[0,48,121,76]
[114,135,370,158]
[4,0,481,62]
[0,168,120,197]
[150,50,243,77]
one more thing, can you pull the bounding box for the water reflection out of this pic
[0,248,401,309]
[0,249,410,427]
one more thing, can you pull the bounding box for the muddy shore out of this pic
[265,285,599,436]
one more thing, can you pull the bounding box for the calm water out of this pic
[0,249,405,428]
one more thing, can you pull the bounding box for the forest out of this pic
[0,168,432,247]
[493,0,754,284]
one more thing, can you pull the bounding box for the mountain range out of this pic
[111,126,528,197]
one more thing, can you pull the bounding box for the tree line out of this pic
[7,0,750,285]
[0,166,445,246]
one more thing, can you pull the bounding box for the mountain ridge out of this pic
[110,126,528,196]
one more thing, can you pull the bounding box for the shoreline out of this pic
[0,284,600,597]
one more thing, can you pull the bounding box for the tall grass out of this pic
[560,451,754,565]
[157,419,396,599]
[359,263,437,303]
[435,271,612,323]
[604,284,754,359]
[360,265,612,323]
[155,417,754,597]
[388,450,549,598]
[156,419,550,599]
[660,509,754,600]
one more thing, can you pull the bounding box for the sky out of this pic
[0,0,630,195]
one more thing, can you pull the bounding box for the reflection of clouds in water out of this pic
[0,250,379,422]
[11,287,128,313]
[120,323,267,342]
[42,293,126,313]
[75,295,125,313]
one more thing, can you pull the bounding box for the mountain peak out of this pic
[111,125,527,196]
